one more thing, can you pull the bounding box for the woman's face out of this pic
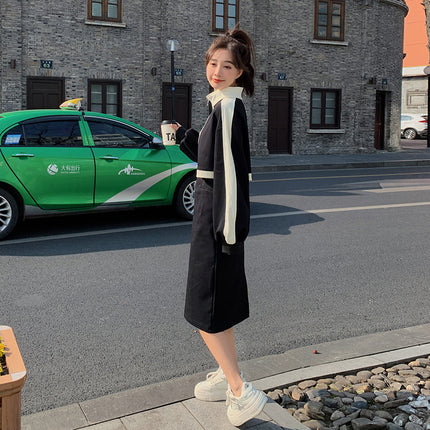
[206,48,243,91]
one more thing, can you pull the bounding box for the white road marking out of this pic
[364,185,430,193]
[0,221,191,245]
[2,201,430,246]
[252,171,430,182]
[251,201,430,219]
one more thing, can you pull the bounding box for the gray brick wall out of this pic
[0,0,23,111]
[0,0,407,154]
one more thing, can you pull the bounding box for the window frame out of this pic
[85,118,153,149]
[310,88,341,129]
[88,80,122,117]
[2,117,84,147]
[212,0,240,33]
[87,0,122,22]
[314,0,345,41]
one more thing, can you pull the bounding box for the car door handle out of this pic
[100,156,119,160]
[11,153,35,157]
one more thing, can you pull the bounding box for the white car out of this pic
[401,114,428,140]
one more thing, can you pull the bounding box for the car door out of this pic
[0,116,95,209]
[84,117,172,206]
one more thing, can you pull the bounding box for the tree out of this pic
[423,0,430,52]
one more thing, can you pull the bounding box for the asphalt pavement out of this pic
[20,140,430,430]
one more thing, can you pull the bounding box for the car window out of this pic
[86,119,152,148]
[1,119,83,146]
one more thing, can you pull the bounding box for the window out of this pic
[314,0,345,41]
[213,0,239,32]
[88,80,122,116]
[310,89,341,129]
[86,119,152,148]
[88,0,121,22]
[2,119,83,147]
[407,90,427,107]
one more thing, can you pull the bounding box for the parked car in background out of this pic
[400,113,428,140]
[0,100,196,240]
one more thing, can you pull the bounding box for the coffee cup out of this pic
[161,120,177,145]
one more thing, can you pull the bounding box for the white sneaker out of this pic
[226,382,268,427]
[194,367,228,401]
[194,367,244,402]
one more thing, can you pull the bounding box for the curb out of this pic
[251,159,430,173]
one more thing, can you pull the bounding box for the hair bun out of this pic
[226,27,252,48]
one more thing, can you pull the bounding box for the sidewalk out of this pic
[21,324,430,430]
[251,140,430,172]
[21,142,430,430]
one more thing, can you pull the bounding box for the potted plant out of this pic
[0,326,27,430]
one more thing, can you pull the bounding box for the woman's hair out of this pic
[205,26,255,96]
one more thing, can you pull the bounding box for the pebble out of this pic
[299,380,317,390]
[375,395,390,403]
[387,424,404,430]
[351,417,385,430]
[292,387,306,402]
[267,355,430,430]
[405,424,423,430]
[331,410,346,421]
[303,419,326,429]
[394,414,410,426]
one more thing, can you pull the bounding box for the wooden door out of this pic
[268,87,293,154]
[27,77,65,109]
[162,83,192,128]
[374,91,386,150]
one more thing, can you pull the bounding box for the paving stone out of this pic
[121,403,203,430]
[87,421,126,430]
[21,404,88,430]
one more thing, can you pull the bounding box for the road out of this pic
[1,165,430,415]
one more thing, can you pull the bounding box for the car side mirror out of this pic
[150,136,164,149]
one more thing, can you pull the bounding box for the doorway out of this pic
[268,87,293,154]
[374,91,386,150]
[162,83,192,128]
[27,77,65,109]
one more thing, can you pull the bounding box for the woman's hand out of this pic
[171,123,181,131]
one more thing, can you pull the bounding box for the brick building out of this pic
[0,0,407,154]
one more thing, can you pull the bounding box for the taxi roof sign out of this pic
[60,98,82,110]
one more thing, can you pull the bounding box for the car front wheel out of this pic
[0,188,19,240]
[403,128,417,140]
[175,176,195,220]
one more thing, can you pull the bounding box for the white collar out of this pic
[206,87,243,106]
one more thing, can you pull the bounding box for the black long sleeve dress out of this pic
[177,86,252,333]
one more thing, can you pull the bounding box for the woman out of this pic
[174,27,267,427]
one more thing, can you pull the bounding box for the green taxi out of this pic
[0,103,196,240]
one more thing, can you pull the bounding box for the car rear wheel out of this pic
[175,176,195,220]
[0,188,19,240]
[403,128,417,140]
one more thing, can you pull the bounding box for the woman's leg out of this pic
[199,327,244,396]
